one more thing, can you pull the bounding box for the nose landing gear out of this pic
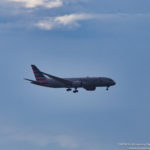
[106,86,109,91]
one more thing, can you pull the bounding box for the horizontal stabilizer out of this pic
[24,78,41,85]
[24,78,35,82]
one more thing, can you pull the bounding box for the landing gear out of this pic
[66,87,78,93]
[106,86,109,91]
[73,89,78,93]
[66,88,72,92]
[73,87,78,93]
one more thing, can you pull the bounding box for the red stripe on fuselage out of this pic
[36,78,46,81]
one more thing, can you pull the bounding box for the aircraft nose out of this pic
[113,81,116,85]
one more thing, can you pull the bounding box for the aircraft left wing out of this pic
[41,72,72,86]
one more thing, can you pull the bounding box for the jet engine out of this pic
[82,82,96,91]
[83,86,96,91]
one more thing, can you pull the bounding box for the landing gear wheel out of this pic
[106,87,109,91]
[73,87,78,93]
[73,90,78,93]
[66,88,72,92]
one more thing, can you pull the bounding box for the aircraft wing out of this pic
[41,72,72,86]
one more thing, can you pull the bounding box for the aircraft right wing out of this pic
[41,72,72,86]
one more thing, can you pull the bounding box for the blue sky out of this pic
[0,0,150,150]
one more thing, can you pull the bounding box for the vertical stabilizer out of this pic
[31,65,47,82]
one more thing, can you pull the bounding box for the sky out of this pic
[0,0,150,150]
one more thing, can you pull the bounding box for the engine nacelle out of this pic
[82,82,96,91]
[83,86,96,91]
[72,81,82,87]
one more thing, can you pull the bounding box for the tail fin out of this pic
[31,65,47,82]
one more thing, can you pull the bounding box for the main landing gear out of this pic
[66,88,72,92]
[73,89,78,93]
[67,88,78,93]
[73,87,78,93]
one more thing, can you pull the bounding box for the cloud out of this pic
[2,0,150,31]
[8,0,63,8]
[1,13,150,31]
[35,18,54,30]
[55,13,93,25]
[34,13,150,30]
[35,13,95,30]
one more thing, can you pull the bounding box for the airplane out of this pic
[25,65,116,93]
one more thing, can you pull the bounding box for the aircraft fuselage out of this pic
[31,77,116,91]
[25,65,116,93]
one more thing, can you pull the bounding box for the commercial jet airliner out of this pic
[25,65,116,93]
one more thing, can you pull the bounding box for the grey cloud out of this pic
[0,0,150,31]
